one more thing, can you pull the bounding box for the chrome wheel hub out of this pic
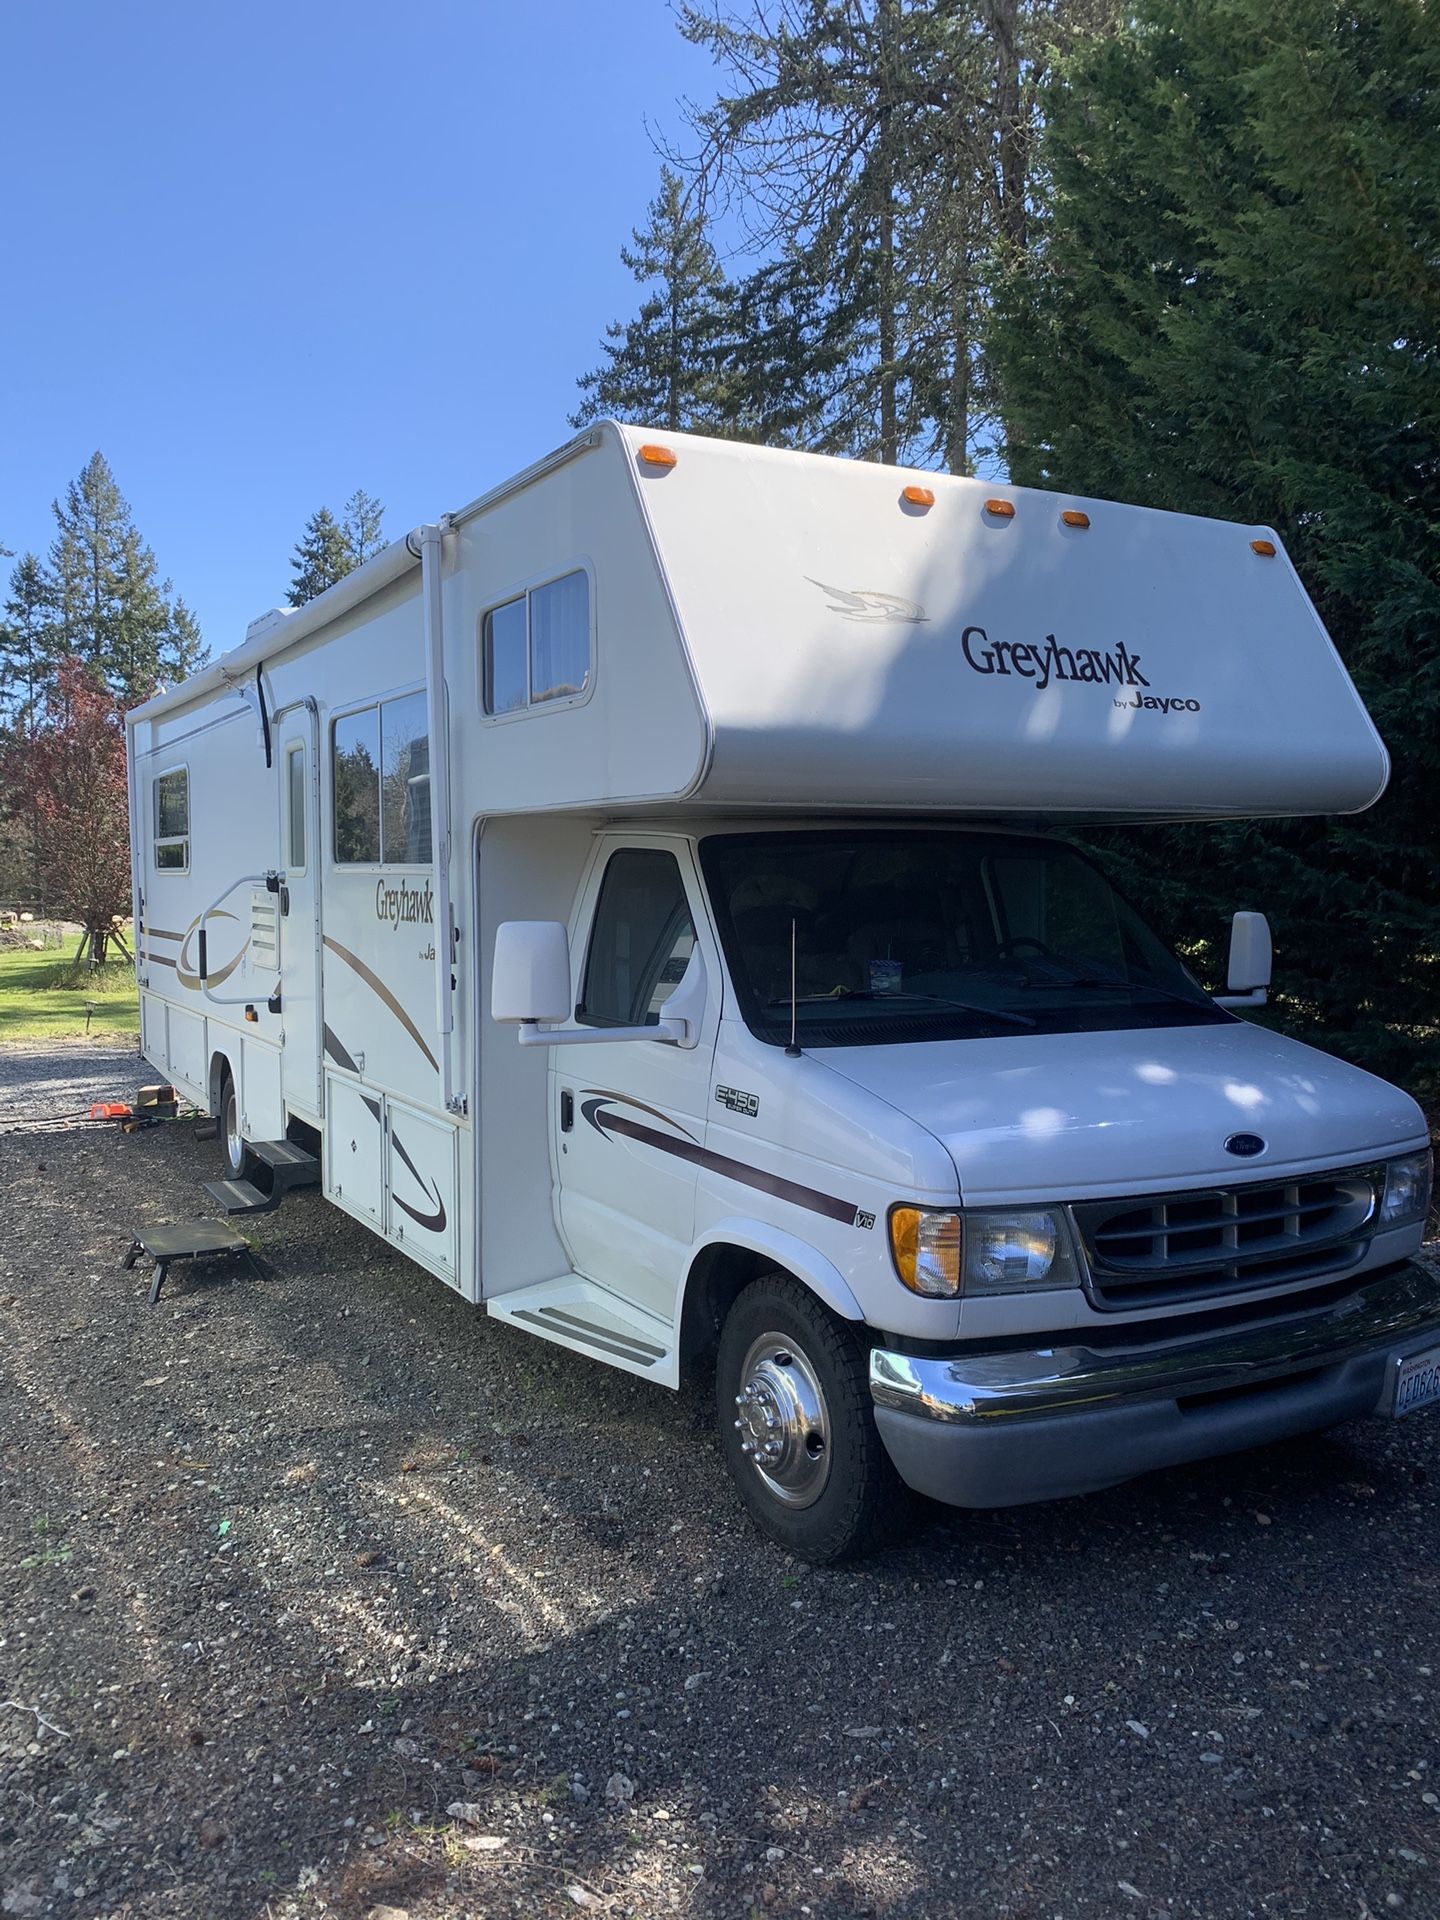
[732,1335,831,1509]
[224,1092,242,1174]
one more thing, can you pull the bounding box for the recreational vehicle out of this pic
[126,424,1438,1561]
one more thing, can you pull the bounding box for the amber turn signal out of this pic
[638,443,677,470]
[901,485,935,508]
[1250,538,1276,556]
[1061,510,1090,529]
[985,498,1016,519]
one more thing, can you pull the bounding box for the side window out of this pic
[154,767,189,872]
[286,744,307,872]
[332,695,432,865]
[579,849,695,1029]
[333,709,380,862]
[380,691,432,863]
[482,568,591,715]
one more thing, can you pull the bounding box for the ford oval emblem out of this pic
[1225,1133,1267,1158]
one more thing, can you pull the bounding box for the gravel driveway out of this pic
[0,1038,142,1129]
[2,1081,1439,1920]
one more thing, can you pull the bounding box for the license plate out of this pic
[1390,1346,1440,1418]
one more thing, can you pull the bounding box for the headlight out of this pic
[1380,1151,1433,1229]
[889,1206,1085,1298]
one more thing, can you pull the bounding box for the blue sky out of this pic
[0,1,716,652]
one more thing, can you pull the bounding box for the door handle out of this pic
[560,1089,574,1133]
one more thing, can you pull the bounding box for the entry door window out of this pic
[579,850,695,1028]
[286,744,307,871]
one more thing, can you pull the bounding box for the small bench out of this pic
[121,1220,261,1305]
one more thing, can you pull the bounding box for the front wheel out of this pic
[716,1273,907,1563]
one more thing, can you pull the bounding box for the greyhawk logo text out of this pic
[962,626,1149,691]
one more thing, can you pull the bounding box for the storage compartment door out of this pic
[385,1101,458,1284]
[324,1074,385,1227]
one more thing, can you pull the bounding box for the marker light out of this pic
[889,1207,962,1297]
[1061,510,1090,529]
[902,485,935,508]
[985,498,1016,519]
[1251,539,1276,556]
[638,444,677,470]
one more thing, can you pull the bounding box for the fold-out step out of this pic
[201,1177,277,1216]
[486,1275,678,1387]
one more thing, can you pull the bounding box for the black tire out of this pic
[716,1271,907,1563]
[219,1069,246,1180]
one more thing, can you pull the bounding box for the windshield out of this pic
[700,830,1227,1047]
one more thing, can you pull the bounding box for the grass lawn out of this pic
[0,930,140,1043]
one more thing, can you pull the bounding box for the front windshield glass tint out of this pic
[700,832,1225,1047]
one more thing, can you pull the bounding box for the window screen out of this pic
[333,709,380,863]
[154,768,189,871]
[579,849,695,1028]
[381,691,432,864]
[482,569,590,715]
[287,745,306,870]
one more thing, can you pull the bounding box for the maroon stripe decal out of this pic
[323,936,440,1072]
[582,1098,858,1226]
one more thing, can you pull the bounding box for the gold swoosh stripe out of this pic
[322,936,439,1072]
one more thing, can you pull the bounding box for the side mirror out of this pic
[1215,910,1272,1008]
[491,921,572,1026]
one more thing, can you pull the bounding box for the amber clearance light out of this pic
[985,498,1016,519]
[638,443,677,470]
[1061,509,1091,529]
[901,484,935,509]
[1251,538,1276,556]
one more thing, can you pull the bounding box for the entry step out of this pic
[202,1177,278,1216]
[250,1139,320,1182]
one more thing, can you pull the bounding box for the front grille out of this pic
[1073,1167,1381,1312]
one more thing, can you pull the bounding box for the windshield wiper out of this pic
[1021,969,1209,1012]
[764,989,1036,1030]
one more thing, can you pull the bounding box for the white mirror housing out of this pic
[491,921,572,1026]
[1215,910,1272,1008]
[1227,910,1273,992]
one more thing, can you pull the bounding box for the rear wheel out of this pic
[716,1272,907,1563]
[219,1069,246,1180]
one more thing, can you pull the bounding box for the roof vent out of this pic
[244,607,298,646]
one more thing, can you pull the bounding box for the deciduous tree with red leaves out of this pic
[7,657,132,966]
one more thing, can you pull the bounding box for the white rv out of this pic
[127,424,1437,1561]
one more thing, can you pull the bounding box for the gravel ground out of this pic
[0,1039,143,1129]
[2,1073,1440,1920]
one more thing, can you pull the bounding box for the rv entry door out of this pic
[278,716,322,1119]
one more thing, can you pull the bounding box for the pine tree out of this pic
[0,554,57,736]
[343,490,386,566]
[989,0,1440,1094]
[672,0,1113,471]
[44,451,205,706]
[573,169,741,433]
[289,507,353,606]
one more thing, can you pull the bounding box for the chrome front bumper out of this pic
[869,1261,1440,1509]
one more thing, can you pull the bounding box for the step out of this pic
[249,1139,320,1189]
[202,1177,278,1216]
[486,1275,678,1387]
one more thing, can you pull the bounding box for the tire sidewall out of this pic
[220,1074,245,1179]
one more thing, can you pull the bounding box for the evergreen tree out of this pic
[0,554,57,736]
[289,507,352,606]
[989,0,1440,1094]
[343,489,387,566]
[673,0,1114,471]
[44,451,205,705]
[573,169,741,433]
